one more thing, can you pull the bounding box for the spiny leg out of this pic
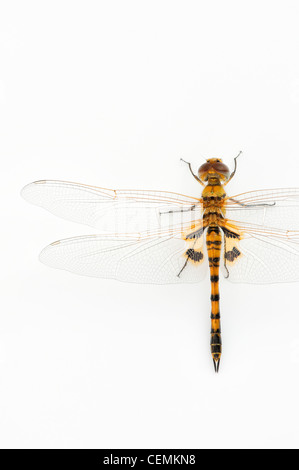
[226,151,276,206]
[223,234,229,279]
[180,158,204,185]
[177,239,204,278]
[159,204,197,216]
[177,257,189,278]
[224,150,242,185]
[221,225,242,280]
[228,197,276,208]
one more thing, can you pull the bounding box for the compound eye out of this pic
[198,162,211,175]
[213,162,230,174]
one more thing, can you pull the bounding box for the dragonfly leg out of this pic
[177,242,204,278]
[177,257,189,278]
[159,204,196,216]
[223,235,230,278]
[181,158,204,185]
[224,151,242,185]
[228,197,276,208]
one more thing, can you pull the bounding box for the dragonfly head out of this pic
[198,158,230,183]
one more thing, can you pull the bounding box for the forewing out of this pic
[226,188,299,230]
[39,231,208,284]
[21,180,202,233]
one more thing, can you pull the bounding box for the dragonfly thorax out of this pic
[202,182,226,201]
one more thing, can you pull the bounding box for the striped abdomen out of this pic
[206,225,222,372]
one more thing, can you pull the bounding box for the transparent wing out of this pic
[221,219,299,284]
[21,180,202,233]
[39,231,208,284]
[226,188,299,230]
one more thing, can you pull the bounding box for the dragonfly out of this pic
[21,153,299,372]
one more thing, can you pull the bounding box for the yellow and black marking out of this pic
[221,225,242,278]
[186,248,204,262]
[181,157,245,372]
[178,231,205,277]
[185,226,204,240]
[225,246,241,262]
[206,225,222,372]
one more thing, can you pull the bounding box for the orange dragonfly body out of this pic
[21,153,299,372]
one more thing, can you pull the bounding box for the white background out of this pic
[1,0,299,449]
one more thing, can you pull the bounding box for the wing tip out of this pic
[39,243,58,267]
[20,183,32,202]
[21,180,46,201]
